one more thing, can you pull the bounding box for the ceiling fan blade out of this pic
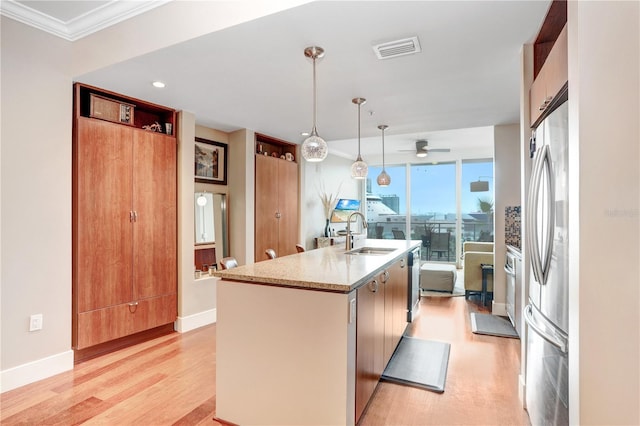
[428,148,451,152]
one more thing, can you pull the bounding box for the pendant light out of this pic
[351,97,368,179]
[301,46,328,162]
[376,125,391,186]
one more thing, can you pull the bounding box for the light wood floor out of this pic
[1,296,530,425]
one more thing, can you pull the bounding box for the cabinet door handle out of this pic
[133,211,138,222]
[400,258,406,268]
[380,270,390,283]
[539,96,553,111]
[275,212,281,219]
[128,302,139,313]
[368,279,379,293]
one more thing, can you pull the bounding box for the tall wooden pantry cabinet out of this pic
[72,83,177,361]
[254,133,299,260]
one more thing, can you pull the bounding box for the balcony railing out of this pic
[367,219,493,262]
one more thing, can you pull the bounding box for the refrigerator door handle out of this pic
[524,304,567,354]
[540,146,556,285]
[504,264,515,277]
[527,144,546,285]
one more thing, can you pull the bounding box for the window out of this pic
[462,160,494,245]
[410,163,456,262]
[367,159,494,263]
[366,166,406,239]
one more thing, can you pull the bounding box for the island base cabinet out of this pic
[384,258,409,364]
[216,280,357,426]
[355,280,385,422]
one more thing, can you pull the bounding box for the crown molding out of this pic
[0,0,171,41]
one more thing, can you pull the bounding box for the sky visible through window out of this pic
[368,161,494,215]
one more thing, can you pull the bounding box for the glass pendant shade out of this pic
[351,156,368,179]
[351,97,368,179]
[301,46,328,162]
[301,130,327,162]
[377,169,390,186]
[376,124,390,186]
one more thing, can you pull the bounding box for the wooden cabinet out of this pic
[356,257,409,422]
[530,24,568,126]
[254,151,299,261]
[73,84,177,357]
[384,257,409,364]
[355,277,385,422]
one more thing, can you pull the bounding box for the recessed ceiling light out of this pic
[300,131,310,137]
[152,81,165,88]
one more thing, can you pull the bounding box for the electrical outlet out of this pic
[29,314,43,332]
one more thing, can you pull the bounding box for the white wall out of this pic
[301,154,362,250]
[492,124,521,313]
[568,2,639,424]
[0,17,75,391]
[227,129,255,266]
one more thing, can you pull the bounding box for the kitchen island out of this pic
[213,239,421,425]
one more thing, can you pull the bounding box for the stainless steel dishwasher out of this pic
[407,247,421,322]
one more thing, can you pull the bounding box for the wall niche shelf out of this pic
[74,83,176,135]
[255,132,297,162]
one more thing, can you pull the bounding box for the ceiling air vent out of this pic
[373,36,421,60]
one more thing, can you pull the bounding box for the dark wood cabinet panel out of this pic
[355,279,385,423]
[278,159,299,257]
[132,130,177,300]
[255,155,281,261]
[75,118,133,312]
[254,152,299,260]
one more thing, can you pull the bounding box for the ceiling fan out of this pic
[399,139,451,157]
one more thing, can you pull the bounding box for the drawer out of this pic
[76,294,176,349]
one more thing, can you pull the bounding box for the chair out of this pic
[219,257,238,270]
[392,229,405,240]
[265,248,277,259]
[430,232,451,261]
[295,244,305,253]
[421,227,432,260]
[462,241,494,299]
[375,225,384,239]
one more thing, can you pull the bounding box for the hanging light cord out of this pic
[311,55,318,135]
[357,102,362,160]
[381,127,386,170]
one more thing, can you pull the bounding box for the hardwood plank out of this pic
[1,298,529,425]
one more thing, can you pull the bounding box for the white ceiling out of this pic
[2,1,551,161]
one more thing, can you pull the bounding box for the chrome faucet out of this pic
[345,211,368,250]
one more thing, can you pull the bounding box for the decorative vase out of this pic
[324,219,330,237]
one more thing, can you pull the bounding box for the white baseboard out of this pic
[0,350,74,393]
[175,308,216,333]
[492,301,507,316]
[519,373,527,407]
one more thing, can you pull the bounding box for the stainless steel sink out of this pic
[345,247,396,256]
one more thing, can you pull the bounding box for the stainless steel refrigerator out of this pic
[525,95,569,425]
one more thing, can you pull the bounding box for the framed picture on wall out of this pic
[195,137,227,185]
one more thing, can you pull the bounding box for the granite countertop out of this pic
[213,239,422,293]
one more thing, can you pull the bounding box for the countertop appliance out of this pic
[525,91,569,425]
[505,245,522,337]
[407,247,421,322]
